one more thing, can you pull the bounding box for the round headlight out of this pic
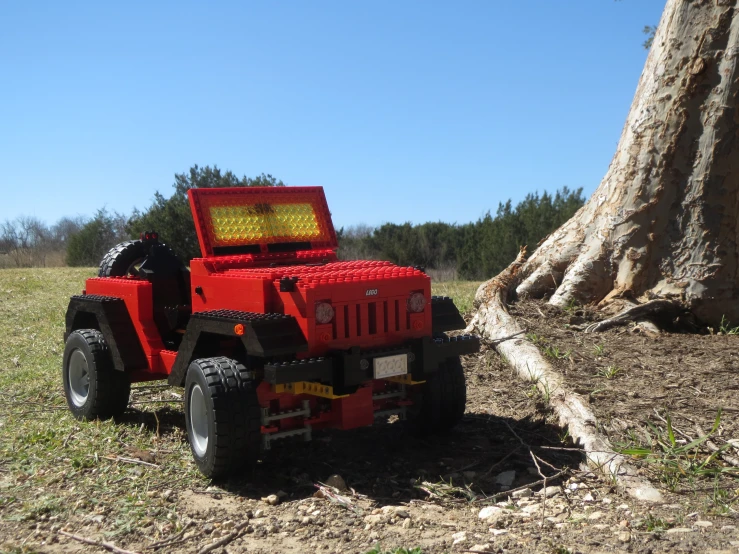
[407,292,427,313]
[315,302,335,324]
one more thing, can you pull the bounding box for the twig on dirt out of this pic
[147,521,195,550]
[488,330,526,344]
[131,384,171,391]
[197,521,249,554]
[102,455,160,468]
[62,428,77,448]
[479,468,571,503]
[153,410,161,440]
[530,451,546,525]
[59,531,141,554]
[129,400,183,405]
[315,483,361,512]
[443,459,482,478]
[484,447,522,476]
[693,424,739,468]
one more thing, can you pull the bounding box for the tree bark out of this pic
[516,0,739,325]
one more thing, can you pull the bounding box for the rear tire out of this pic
[408,356,466,434]
[184,357,261,479]
[98,240,148,277]
[62,329,130,420]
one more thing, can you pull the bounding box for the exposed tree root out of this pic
[467,249,663,502]
[575,299,683,333]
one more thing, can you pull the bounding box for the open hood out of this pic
[188,186,338,258]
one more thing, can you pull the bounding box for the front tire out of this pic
[62,329,130,420]
[408,356,467,434]
[184,357,261,479]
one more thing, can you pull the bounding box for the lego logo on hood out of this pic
[366,289,379,296]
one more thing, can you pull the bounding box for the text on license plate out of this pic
[373,354,408,379]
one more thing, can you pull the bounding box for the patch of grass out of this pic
[719,315,739,335]
[592,343,605,357]
[596,365,621,379]
[414,478,477,502]
[640,513,674,533]
[706,477,739,515]
[542,345,571,360]
[430,281,482,315]
[615,409,739,492]
[0,268,204,540]
[526,332,547,345]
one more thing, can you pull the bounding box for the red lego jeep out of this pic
[62,187,479,477]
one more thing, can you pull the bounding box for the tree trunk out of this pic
[517,0,739,325]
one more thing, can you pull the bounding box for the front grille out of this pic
[333,298,408,340]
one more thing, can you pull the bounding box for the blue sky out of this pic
[0,0,666,231]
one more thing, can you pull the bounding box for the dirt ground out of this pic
[2,299,739,554]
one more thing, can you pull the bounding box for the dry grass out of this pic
[0,268,207,544]
[429,280,480,315]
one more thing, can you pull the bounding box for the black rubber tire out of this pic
[62,329,131,420]
[184,357,262,479]
[98,240,148,277]
[408,356,467,434]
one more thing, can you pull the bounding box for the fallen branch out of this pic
[466,248,663,502]
[59,531,141,554]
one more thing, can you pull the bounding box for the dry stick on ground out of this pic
[693,424,739,468]
[466,247,663,502]
[197,521,250,554]
[147,521,195,551]
[482,469,570,503]
[59,531,141,554]
[101,455,160,468]
[529,451,547,525]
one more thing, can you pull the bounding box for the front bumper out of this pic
[264,334,480,394]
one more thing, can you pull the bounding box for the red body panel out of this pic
[85,278,169,376]
[190,259,431,356]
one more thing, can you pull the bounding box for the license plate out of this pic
[373,354,408,379]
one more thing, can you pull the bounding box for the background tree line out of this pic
[0,165,584,280]
[337,187,584,280]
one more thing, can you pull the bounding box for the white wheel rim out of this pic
[68,349,90,407]
[189,384,208,457]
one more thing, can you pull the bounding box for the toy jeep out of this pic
[62,187,479,477]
